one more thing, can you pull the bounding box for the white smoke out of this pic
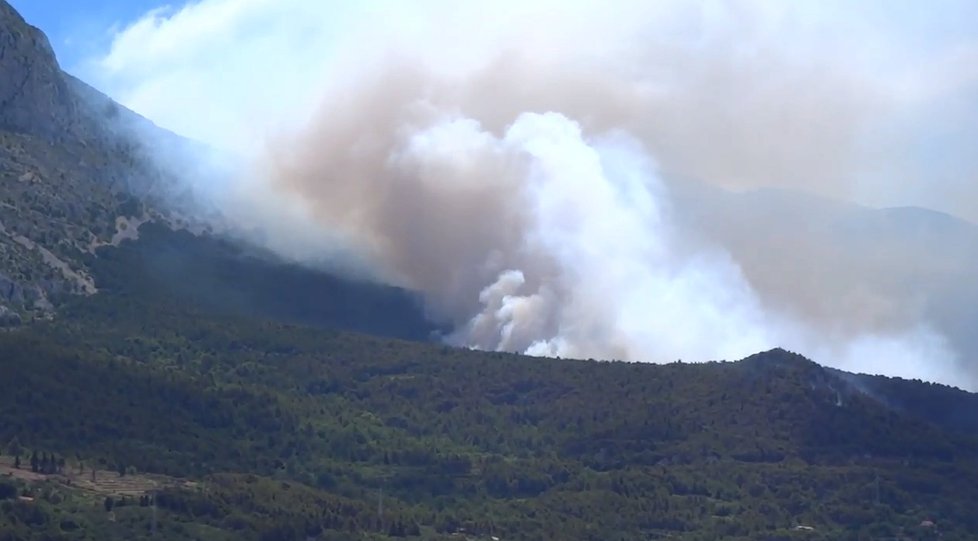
[75,0,978,389]
[434,113,777,361]
[253,103,962,382]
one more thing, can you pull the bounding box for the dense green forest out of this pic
[1,227,977,540]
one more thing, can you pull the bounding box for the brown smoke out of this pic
[107,0,977,387]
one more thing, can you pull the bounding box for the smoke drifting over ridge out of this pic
[83,1,978,388]
[255,61,961,385]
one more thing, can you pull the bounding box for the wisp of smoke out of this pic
[86,0,978,389]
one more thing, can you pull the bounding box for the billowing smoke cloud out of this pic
[255,68,965,386]
[78,0,978,388]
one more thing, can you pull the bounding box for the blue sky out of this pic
[8,0,165,69]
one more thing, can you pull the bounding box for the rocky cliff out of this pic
[0,2,85,141]
[0,0,176,323]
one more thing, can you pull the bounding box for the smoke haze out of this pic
[77,0,978,389]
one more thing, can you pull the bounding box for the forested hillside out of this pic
[88,222,436,340]
[1,226,977,540]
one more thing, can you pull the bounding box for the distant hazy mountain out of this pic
[670,180,978,389]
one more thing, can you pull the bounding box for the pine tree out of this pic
[5,437,22,457]
[388,520,407,537]
[30,451,38,473]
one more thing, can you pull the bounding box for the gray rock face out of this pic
[0,2,87,142]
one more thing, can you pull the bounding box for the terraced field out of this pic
[0,456,190,496]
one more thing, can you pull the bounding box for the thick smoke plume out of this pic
[252,62,963,385]
[84,1,978,389]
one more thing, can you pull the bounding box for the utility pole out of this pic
[378,487,383,533]
[875,473,880,505]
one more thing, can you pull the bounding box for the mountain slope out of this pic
[89,222,435,340]
[832,368,978,436]
[0,0,436,340]
[2,287,978,540]
[0,0,175,322]
[0,1,85,141]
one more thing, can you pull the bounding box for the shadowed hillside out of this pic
[86,222,438,341]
